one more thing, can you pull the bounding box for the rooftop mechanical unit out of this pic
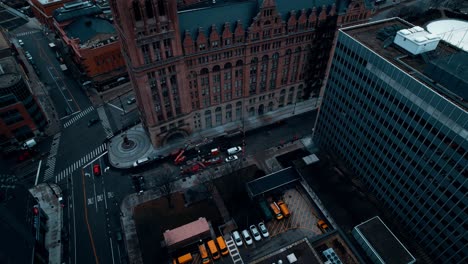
[394,26,441,55]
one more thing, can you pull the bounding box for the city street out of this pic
[65,152,131,264]
[11,19,319,264]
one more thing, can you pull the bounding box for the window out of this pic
[215,107,222,125]
[205,110,212,128]
[133,1,141,21]
[164,39,172,58]
[145,0,153,18]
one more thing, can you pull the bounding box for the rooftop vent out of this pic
[394,26,441,55]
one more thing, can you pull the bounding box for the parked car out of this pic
[93,164,101,176]
[87,118,100,127]
[18,39,24,46]
[249,225,262,241]
[317,220,330,232]
[258,222,269,238]
[25,51,32,60]
[227,146,242,155]
[241,229,253,245]
[132,157,151,167]
[232,231,243,247]
[225,155,238,163]
[127,97,136,105]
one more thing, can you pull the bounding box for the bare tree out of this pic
[199,169,217,197]
[154,165,178,208]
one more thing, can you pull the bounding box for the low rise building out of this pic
[28,0,75,28]
[0,174,49,264]
[353,216,416,264]
[53,0,126,89]
[0,39,47,153]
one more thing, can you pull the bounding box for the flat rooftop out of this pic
[354,216,415,264]
[252,238,322,264]
[246,167,300,198]
[342,18,467,110]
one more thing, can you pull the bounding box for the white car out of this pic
[18,39,24,46]
[232,231,243,247]
[258,222,269,238]
[127,97,136,105]
[25,51,32,60]
[227,146,242,155]
[249,225,262,241]
[225,155,238,162]
[241,229,253,245]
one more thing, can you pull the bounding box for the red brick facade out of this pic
[29,0,75,28]
[54,23,126,86]
[109,0,371,147]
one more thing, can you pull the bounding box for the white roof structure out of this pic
[37,0,62,5]
[394,26,441,55]
[426,19,468,51]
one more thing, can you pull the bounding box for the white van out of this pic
[133,157,151,167]
[227,146,242,155]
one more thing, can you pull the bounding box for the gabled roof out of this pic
[178,0,371,40]
[272,0,336,20]
[178,0,258,39]
[64,16,115,43]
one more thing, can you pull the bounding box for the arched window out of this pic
[285,49,292,56]
[215,107,222,125]
[258,104,264,115]
[157,0,165,16]
[213,65,221,72]
[236,101,242,120]
[297,84,304,101]
[248,107,255,117]
[295,47,302,53]
[226,104,232,122]
[268,101,274,111]
[236,60,243,67]
[262,55,269,62]
[145,0,154,18]
[189,71,197,79]
[251,57,258,64]
[133,1,141,21]
[205,110,212,128]
[200,68,209,75]
[224,62,232,81]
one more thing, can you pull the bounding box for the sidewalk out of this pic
[29,183,63,264]
[108,98,320,169]
[10,22,61,136]
[119,135,312,263]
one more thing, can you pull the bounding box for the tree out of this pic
[155,164,178,208]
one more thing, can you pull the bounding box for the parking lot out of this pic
[266,188,323,237]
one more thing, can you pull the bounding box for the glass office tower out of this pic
[315,18,467,262]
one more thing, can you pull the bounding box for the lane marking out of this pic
[81,168,100,264]
[35,160,42,186]
[109,237,116,264]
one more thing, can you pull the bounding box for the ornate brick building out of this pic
[29,0,75,28]
[109,0,371,147]
[52,1,126,89]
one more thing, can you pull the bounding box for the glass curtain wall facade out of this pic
[315,23,467,262]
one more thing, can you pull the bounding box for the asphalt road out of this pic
[14,22,319,264]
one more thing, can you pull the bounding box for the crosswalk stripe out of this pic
[52,143,108,183]
[63,106,94,128]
